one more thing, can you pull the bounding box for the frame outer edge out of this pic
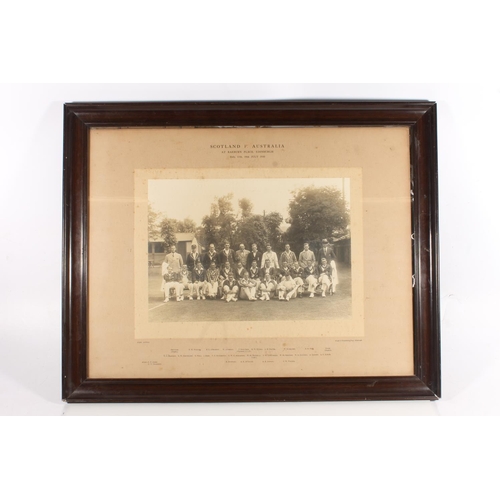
[62,105,89,400]
[426,103,441,397]
[412,103,440,398]
[61,100,441,403]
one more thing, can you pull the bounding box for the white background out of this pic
[1,1,499,499]
[1,83,498,417]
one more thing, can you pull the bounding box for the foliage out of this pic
[234,214,269,250]
[264,211,284,250]
[176,218,197,233]
[285,186,349,254]
[198,195,285,251]
[233,205,283,251]
[156,214,197,249]
[148,203,161,240]
[238,198,253,218]
[201,194,237,249]
[159,218,178,249]
[156,186,349,255]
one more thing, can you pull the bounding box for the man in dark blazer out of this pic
[202,243,220,269]
[316,239,338,293]
[186,244,202,273]
[260,258,277,279]
[219,241,236,268]
[234,261,247,281]
[247,243,262,270]
[316,239,336,263]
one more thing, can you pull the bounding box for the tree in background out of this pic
[238,198,253,218]
[233,201,283,251]
[176,218,197,233]
[155,215,197,249]
[198,194,284,252]
[235,213,269,249]
[152,187,348,256]
[159,218,178,249]
[285,186,349,254]
[148,202,161,241]
[200,194,237,249]
[264,211,284,250]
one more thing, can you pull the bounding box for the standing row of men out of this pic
[166,240,336,273]
[160,239,339,302]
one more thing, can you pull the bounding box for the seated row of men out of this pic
[161,253,337,303]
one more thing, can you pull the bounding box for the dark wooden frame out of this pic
[62,100,440,403]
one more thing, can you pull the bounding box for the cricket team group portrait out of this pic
[147,177,352,323]
[161,240,338,303]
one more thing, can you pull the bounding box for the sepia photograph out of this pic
[148,177,352,323]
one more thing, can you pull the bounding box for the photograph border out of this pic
[62,100,440,402]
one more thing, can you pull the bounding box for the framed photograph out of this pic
[62,100,440,402]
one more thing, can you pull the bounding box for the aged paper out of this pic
[134,168,364,339]
[88,127,413,378]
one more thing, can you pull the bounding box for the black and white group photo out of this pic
[148,177,352,322]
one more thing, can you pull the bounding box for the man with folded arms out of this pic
[192,261,207,300]
[248,260,261,291]
[220,262,232,281]
[275,263,290,284]
[234,260,247,281]
[317,257,332,298]
[177,264,194,300]
[205,261,220,299]
[219,262,233,299]
[317,238,338,293]
[222,272,239,302]
[277,269,299,301]
[238,270,258,301]
[161,261,182,302]
[260,258,277,280]
[303,261,318,298]
[259,271,277,301]
[290,262,305,298]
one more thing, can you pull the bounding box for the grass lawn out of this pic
[148,264,352,323]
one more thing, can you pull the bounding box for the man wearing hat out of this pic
[316,239,338,293]
[186,244,201,274]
